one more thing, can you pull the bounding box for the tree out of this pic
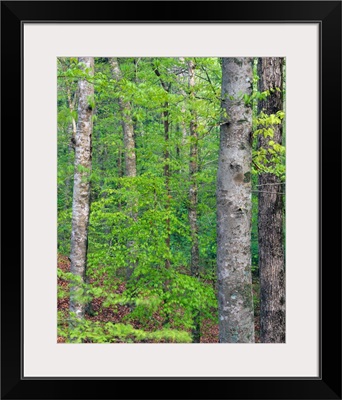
[257,57,285,343]
[57,58,78,254]
[217,57,255,343]
[110,57,137,280]
[69,57,94,322]
[153,63,172,270]
[110,58,137,178]
[188,59,200,342]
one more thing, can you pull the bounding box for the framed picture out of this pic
[1,1,341,399]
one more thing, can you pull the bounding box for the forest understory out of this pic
[57,254,261,343]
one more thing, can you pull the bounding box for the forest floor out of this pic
[57,254,260,343]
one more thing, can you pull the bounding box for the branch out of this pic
[256,182,285,186]
[198,65,220,98]
[153,67,170,92]
[252,190,285,194]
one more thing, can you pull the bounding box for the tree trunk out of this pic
[110,58,137,178]
[188,59,200,343]
[69,57,94,321]
[153,66,172,327]
[66,86,77,150]
[163,105,171,270]
[257,57,285,343]
[111,58,137,280]
[153,66,171,270]
[217,57,255,343]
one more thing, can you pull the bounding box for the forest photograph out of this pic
[57,56,286,344]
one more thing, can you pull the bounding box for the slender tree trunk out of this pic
[153,66,172,327]
[69,57,94,322]
[154,66,171,270]
[179,57,189,168]
[188,59,200,343]
[110,58,137,280]
[110,58,137,178]
[118,143,124,178]
[163,105,171,270]
[257,57,285,343]
[217,57,255,343]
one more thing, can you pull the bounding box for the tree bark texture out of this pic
[66,86,77,150]
[111,58,138,280]
[257,57,286,343]
[188,59,200,343]
[217,58,255,343]
[154,66,171,270]
[162,105,171,272]
[69,57,94,320]
[110,58,137,178]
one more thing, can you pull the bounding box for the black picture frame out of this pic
[1,1,341,399]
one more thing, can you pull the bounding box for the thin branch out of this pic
[256,182,285,186]
[194,95,218,102]
[153,67,170,92]
[201,159,218,167]
[198,64,219,97]
[252,190,285,194]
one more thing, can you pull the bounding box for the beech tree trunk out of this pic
[257,57,286,343]
[217,57,255,343]
[188,59,200,343]
[111,58,137,280]
[66,86,77,150]
[69,57,94,321]
[110,58,137,178]
[163,105,171,270]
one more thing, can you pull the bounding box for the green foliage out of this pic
[58,316,192,343]
[252,111,286,180]
[57,57,285,343]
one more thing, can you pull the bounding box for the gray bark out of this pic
[69,57,94,320]
[188,60,200,343]
[217,58,255,343]
[66,86,77,150]
[111,58,137,280]
[163,105,171,270]
[110,58,137,178]
[66,90,77,208]
[258,57,285,343]
[179,57,189,148]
